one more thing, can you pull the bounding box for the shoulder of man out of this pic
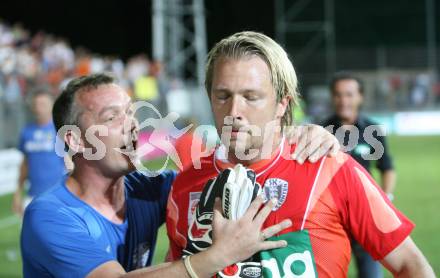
[19,124,35,138]
[21,185,117,278]
[25,185,67,213]
[22,185,84,247]
[309,151,353,193]
[173,155,217,190]
[319,114,340,129]
[358,114,380,127]
[318,151,390,206]
[320,151,413,259]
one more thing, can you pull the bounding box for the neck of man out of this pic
[340,112,358,126]
[66,161,126,224]
[36,116,52,126]
[228,132,283,166]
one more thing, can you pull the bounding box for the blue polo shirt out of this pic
[21,170,176,277]
[18,121,66,196]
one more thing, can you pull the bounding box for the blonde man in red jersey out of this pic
[166,31,435,277]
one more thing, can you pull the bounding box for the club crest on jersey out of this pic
[262,178,288,211]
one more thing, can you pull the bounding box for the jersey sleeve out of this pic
[332,156,414,260]
[21,203,114,277]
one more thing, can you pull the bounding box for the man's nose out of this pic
[131,117,139,140]
[228,96,243,120]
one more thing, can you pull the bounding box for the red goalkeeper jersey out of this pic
[166,140,414,277]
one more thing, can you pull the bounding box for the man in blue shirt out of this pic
[21,73,341,277]
[12,88,66,215]
[22,169,176,277]
[21,74,296,278]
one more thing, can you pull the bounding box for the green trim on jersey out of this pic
[260,230,317,277]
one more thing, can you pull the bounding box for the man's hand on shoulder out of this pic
[285,124,340,164]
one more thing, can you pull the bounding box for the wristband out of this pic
[184,255,199,278]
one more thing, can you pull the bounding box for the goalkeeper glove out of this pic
[184,164,261,256]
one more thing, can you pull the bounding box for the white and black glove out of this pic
[184,164,261,257]
[222,164,261,220]
[218,165,264,278]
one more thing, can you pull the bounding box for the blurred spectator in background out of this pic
[433,78,440,104]
[321,72,396,278]
[0,20,180,150]
[2,73,25,147]
[410,73,430,107]
[292,98,306,124]
[150,60,170,114]
[12,88,66,216]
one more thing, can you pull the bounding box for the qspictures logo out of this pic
[55,101,387,177]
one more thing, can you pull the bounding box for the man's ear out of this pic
[276,96,292,119]
[65,128,85,155]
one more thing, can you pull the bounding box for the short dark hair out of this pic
[52,73,116,133]
[31,86,54,101]
[330,71,364,95]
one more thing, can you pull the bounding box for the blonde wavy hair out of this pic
[205,31,299,127]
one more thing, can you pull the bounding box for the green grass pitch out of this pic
[0,136,438,277]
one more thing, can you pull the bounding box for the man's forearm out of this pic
[90,248,224,278]
[381,170,396,194]
[190,247,228,277]
[17,159,28,191]
[382,237,435,278]
[16,178,26,193]
[126,249,223,278]
[122,261,189,278]
[90,196,289,278]
[395,256,435,278]
[14,160,28,197]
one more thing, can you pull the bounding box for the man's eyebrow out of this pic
[98,99,133,117]
[98,105,122,117]
[241,89,261,94]
[213,87,261,94]
[213,87,232,93]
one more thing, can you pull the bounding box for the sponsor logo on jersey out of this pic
[260,231,317,278]
[217,262,262,278]
[241,265,262,277]
[262,250,316,277]
[262,178,288,211]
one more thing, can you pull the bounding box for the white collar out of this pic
[213,137,286,178]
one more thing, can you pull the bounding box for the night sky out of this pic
[0,0,438,60]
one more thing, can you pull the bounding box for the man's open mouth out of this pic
[231,129,240,137]
[120,138,138,153]
[230,127,250,138]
